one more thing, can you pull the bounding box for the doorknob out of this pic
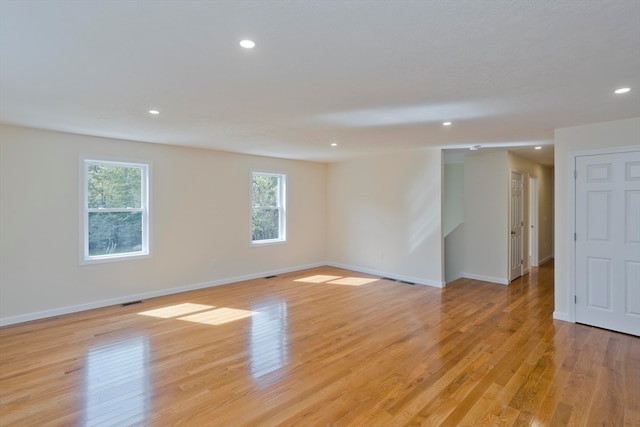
[511,231,516,235]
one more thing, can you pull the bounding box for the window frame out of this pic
[250,171,287,245]
[80,156,151,264]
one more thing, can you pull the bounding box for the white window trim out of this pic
[80,156,152,265]
[250,171,287,246]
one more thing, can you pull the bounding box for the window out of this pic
[82,158,150,263]
[251,172,286,244]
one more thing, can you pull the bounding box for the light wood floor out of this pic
[1,261,638,426]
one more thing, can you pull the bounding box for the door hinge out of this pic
[574,295,577,304]
[521,259,524,265]
[574,170,577,179]
[574,232,577,241]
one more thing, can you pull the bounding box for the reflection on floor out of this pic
[85,336,149,426]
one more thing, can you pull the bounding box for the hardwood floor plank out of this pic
[586,366,623,427]
[549,401,573,426]
[1,260,638,426]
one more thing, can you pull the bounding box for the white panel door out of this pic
[510,171,523,281]
[575,150,640,336]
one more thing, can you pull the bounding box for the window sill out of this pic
[250,239,287,247]
[80,252,151,265]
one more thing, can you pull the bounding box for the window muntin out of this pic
[251,172,286,244]
[83,159,150,262]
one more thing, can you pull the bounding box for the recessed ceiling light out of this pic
[148,110,160,115]
[535,146,542,150]
[239,39,256,49]
[331,142,338,147]
[443,121,452,126]
[614,87,631,94]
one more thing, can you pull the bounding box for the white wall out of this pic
[553,117,640,321]
[11,115,625,325]
[444,223,465,283]
[463,150,509,284]
[443,162,464,236]
[0,125,327,324]
[508,152,554,271]
[326,150,444,286]
[443,161,465,283]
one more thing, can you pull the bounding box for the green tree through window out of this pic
[252,172,286,243]
[83,160,149,261]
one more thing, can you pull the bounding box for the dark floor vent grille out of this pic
[122,300,142,306]
[264,275,277,279]
[381,277,415,285]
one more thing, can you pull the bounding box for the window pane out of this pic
[88,212,143,256]
[252,209,280,241]
[88,165,142,209]
[252,175,278,208]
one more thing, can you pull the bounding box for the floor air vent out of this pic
[122,300,142,306]
[381,277,415,285]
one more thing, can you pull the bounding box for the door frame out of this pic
[529,175,539,267]
[567,145,639,323]
[509,170,524,281]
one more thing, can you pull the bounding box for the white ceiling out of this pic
[1,1,638,165]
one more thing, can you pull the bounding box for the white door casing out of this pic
[574,150,640,336]
[510,171,523,281]
[529,176,539,267]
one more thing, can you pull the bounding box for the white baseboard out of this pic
[327,262,445,288]
[445,273,464,284]
[461,273,509,285]
[539,255,554,265]
[0,262,325,327]
[553,311,572,322]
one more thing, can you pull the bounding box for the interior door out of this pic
[575,150,640,336]
[510,171,523,281]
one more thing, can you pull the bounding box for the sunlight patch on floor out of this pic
[138,303,213,318]
[138,303,255,325]
[294,275,342,283]
[178,308,256,326]
[327,277,379,286]
[295,275,378,286]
